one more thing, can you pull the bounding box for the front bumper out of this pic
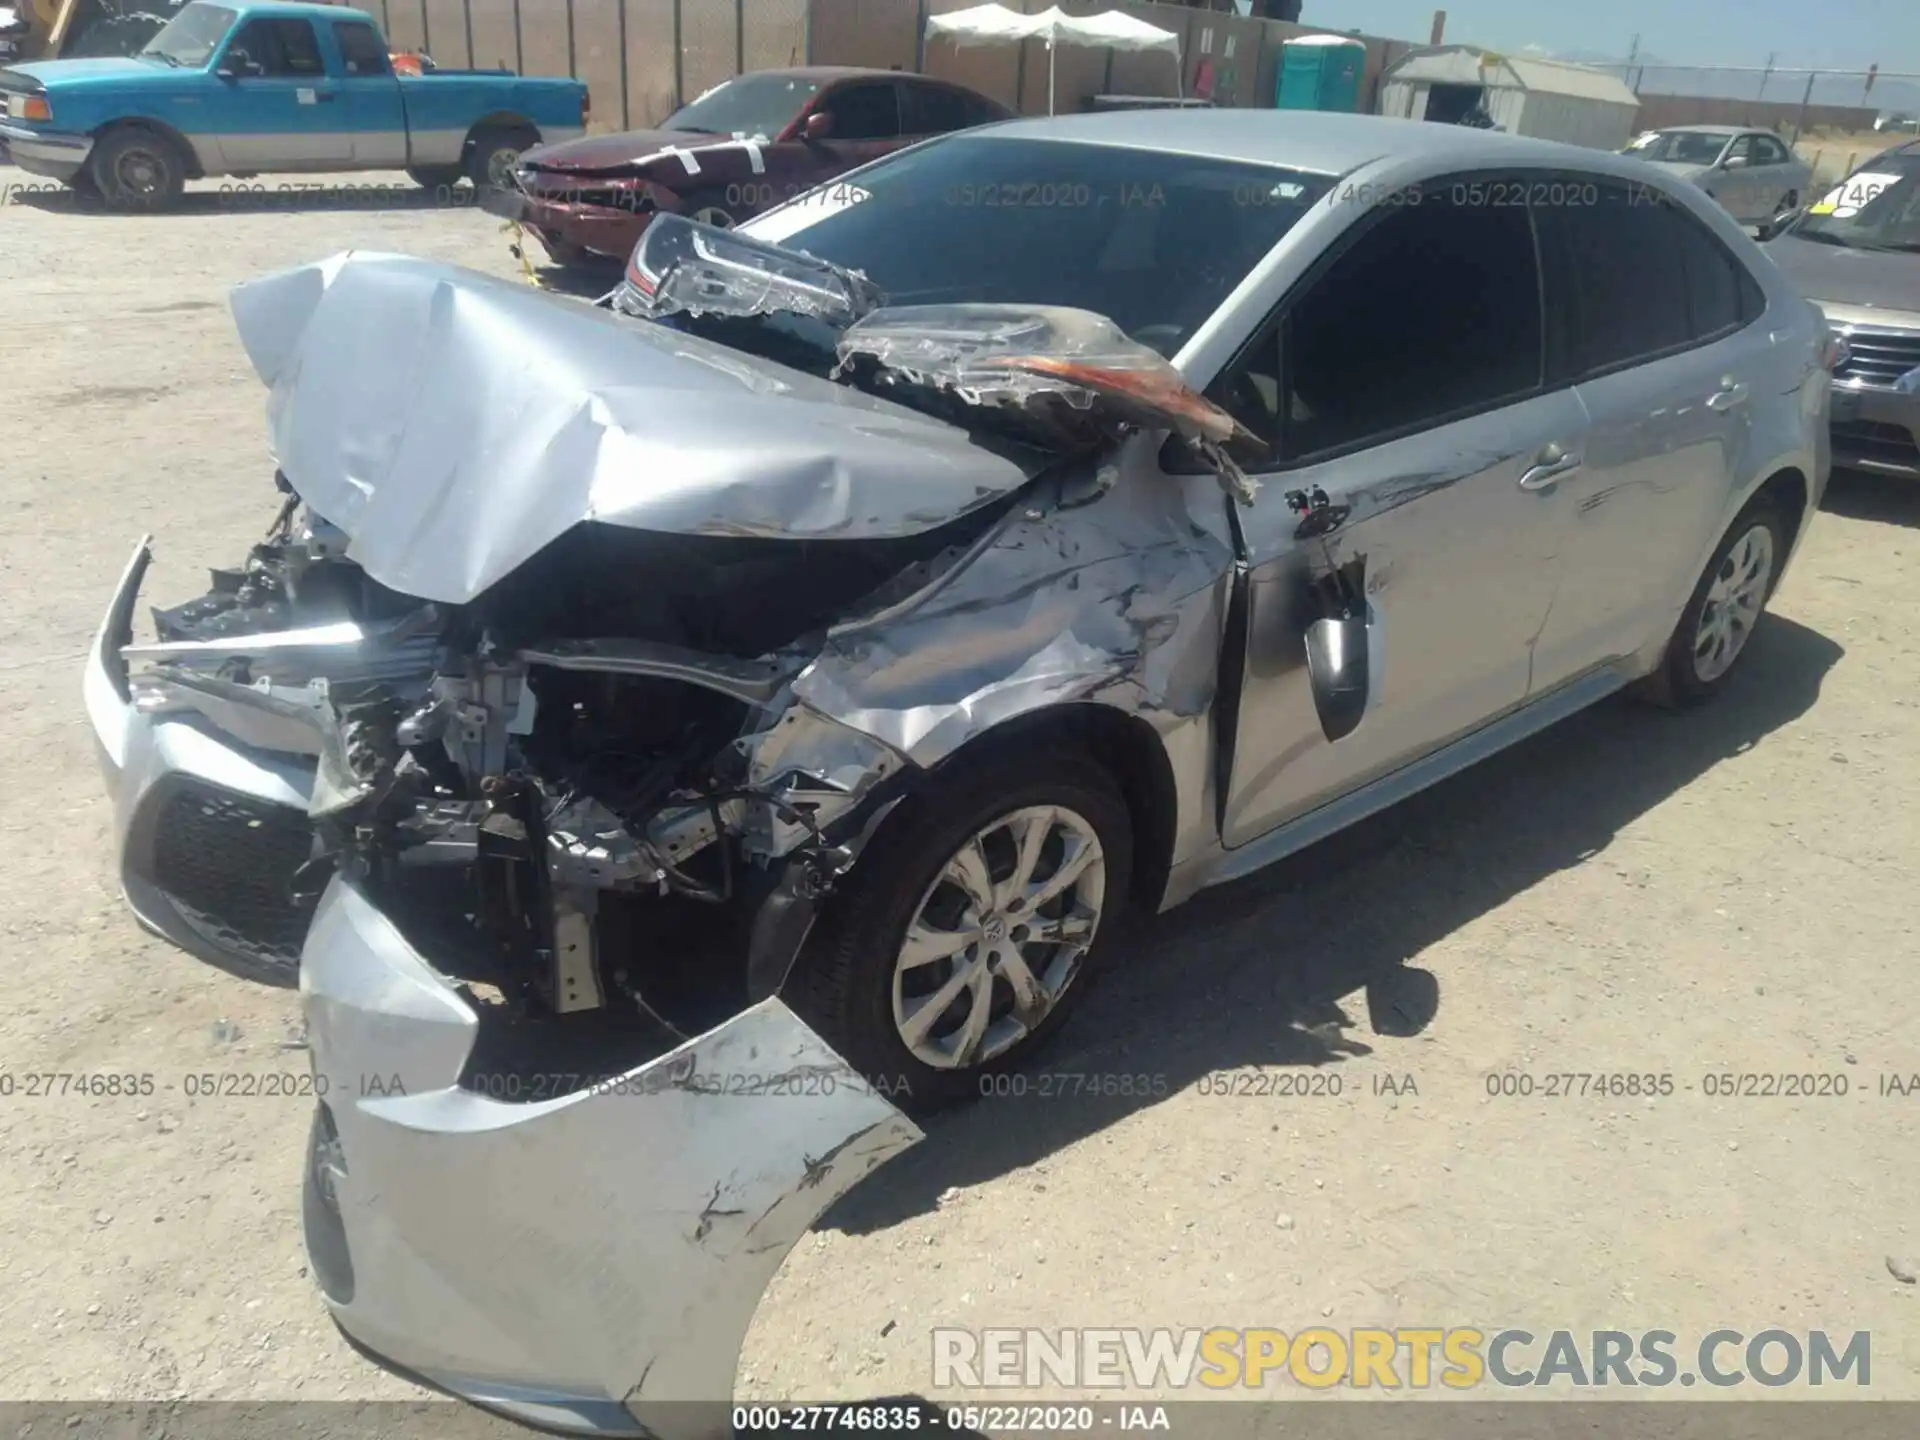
[1829,382,1920,480]
[0,121,93,181]
[302,877,922,1438]
[84,538,320,982]
[482,182,656,261]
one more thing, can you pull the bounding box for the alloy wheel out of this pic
[890,805,1107,1071]
[1692,524,1775,682]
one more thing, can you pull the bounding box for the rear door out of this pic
[1746,132,1802,216]
[1527,178,1769,691]
[212,15,350,169]
[1215,177,1587,846]
[328,17,407,167]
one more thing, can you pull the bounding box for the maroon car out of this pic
[487,67,1013,268]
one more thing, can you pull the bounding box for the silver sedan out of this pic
[85,112,1833,1435]
[1624,123,1814,232]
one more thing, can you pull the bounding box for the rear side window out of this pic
[1277,186,1543,460]
[333,20,389,76]
[1538,184,1691,378]
[1675,209,1765,339]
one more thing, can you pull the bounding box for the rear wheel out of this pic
[466,126,535,195]
[1635,497,1786,708]
[792,746,1133,1112]
[90,125,186,210]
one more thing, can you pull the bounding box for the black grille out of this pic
[1832,418,1920,464]
[1834,328,1920,388]
[150,781,317,974]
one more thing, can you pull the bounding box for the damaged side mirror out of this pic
[1295,497,1370,743]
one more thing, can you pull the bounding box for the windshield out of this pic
[665,74,822,138]
[743,135,1334,358]
[138,2,236,67]
[1625,130,1733,165]
[1789,153,1920,250]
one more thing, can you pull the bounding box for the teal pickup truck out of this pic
[0,1,588,208]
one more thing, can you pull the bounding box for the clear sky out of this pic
[1307,0,1919,71]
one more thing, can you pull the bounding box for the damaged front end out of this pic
[89,508,938,1435]
[84,235,1249,1432]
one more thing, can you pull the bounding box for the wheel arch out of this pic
[464,111,539,151]
[922,702,1180,913]
[90,115,206,179]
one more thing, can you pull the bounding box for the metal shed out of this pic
[1379,45,1642,150]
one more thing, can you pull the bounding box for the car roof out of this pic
[240,1,377,20]
[1653,124,1750,137]
[748,66,962,84]
[968,108,1668,176]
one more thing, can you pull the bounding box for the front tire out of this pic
[1636,497,1786,708]
[407,163,466,191]
[793,746,1134,1112]
[89,125,186,210]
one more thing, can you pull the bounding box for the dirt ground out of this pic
[1,171,1917,1412]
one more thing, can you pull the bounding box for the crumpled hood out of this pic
[1766,232,1920,315]
[227,252,1037,606]
[521,126,769,181]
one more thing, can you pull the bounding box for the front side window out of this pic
[1275,186,1543,460]
[819,82,901,140]
[899,82,994,135]
[746,136,1332,358]
[1752,134,1791,165]
[223,17,324,77]
[1628,130,1735,165]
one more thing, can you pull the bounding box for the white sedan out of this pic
[1624,124,1813,233]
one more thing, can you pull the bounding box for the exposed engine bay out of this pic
[114,225,1257,1098]
[128,491,1001,1084]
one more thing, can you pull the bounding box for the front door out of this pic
[212,15,351,170]
[1214,180,1585,846]
[1527,180,1765,689]
[805,79,907,174]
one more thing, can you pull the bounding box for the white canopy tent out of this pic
[924,4,1183,115]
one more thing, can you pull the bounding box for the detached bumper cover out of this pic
[302,877,923,1438]
[84,538,319,978]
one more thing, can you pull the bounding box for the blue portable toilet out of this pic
[1276,33,1366,112]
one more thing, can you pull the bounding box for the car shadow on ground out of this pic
[824,613,1843,1235]
[7,182,495,218]
[1824,467,1920,528]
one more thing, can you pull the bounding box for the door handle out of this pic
[1706,380,1750,411]
[1518,443,1583,491]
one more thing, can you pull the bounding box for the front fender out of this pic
[779,444,1237,877]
